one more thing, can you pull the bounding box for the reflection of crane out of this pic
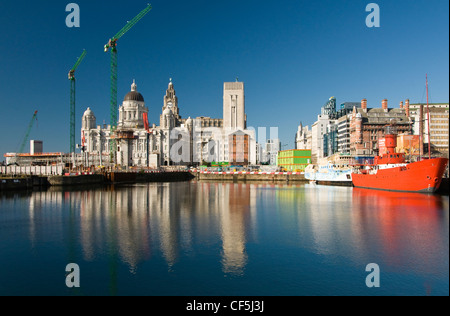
[68,49,87,154]
[19,111,38,154]
[104,4,152,162]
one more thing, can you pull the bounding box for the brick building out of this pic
[228,131,250,165]
[349,99,413,156]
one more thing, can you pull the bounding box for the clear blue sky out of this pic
[0,0,448,160]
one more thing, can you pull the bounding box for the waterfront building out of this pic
[189,82,256,165]
[259,139,281,165]
[311,97,337,162]
[181,116,223,128]
[223,81,246,130]
[335,102,361,119]
[80,79,256,168]
[228,131,250,165]
[323,102,361,158]
[220,81,256,165]
[321,97,337,117]
[323,122,338,158]
[30,140,43,155]
[266,139,281,165]
[160,79,182,127]
[81,81,160,168]
[337,115,351,154]
[409,103,449,158]
[349,99,413,156]
[295,123,311,151]
[277,149,312,172]
[296,100,360,160]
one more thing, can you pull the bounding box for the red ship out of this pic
[351,126,448,193]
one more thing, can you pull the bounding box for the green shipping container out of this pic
[277,149,311,171]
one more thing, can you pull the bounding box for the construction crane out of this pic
[104,4,152,162]
[68,49,87,154]
[18,111,38,154]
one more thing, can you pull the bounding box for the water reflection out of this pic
[351,188,448,276]
[0,182,448,295]
[40,183,257,276]
[219,183,251,275]
[19,183,450,277]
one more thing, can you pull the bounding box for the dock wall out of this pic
[194,171,307,182]
[0,176,49,191]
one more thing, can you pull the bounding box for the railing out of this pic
[0,165,64,176]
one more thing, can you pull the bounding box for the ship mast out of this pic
[426,74,431,159]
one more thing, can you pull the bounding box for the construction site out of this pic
[2,3,258,177]
[2,4,155,176]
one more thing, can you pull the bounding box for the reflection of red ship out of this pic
[351,126,448,193]
[352,187,444,210]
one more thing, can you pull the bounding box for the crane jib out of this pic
[19,111,38,154]
[111,4,152,41]
[70,50,87,73]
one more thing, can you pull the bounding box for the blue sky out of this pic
[0,0,448,159]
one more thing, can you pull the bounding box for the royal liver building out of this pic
[81,79,256,168]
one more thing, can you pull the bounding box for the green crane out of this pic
[19,111,38,154]
[104,4,152,162]
[68,49,87,154]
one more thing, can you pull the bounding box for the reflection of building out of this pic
[220,183,251,275]
[22,182,447,293]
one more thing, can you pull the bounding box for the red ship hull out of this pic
[352,158,448,193]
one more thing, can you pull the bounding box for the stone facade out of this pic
[223,82,246,130]
[81,79,256,168]
[295,123,311,151]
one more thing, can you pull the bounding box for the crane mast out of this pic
[68,49,87,154]
[104,4,152,163]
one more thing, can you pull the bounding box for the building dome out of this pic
[83,107,95,117]
[124,91,144,102]
[82,107,96,130]
[124,80,144,102]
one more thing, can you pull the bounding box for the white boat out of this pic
[305,163,353,186]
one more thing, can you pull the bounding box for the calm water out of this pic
[0,181,448,296]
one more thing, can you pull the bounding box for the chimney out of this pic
[361,99,367,112]
[399,101,403,109]
[405,99,410,117]
[382,99,388,112]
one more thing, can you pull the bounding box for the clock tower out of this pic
[160,78,181,127]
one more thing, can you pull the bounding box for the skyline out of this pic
[0,0,449,160]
